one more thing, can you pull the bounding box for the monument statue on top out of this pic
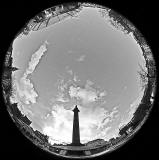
[71,105,83,146]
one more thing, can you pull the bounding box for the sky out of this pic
[11,6,146,144]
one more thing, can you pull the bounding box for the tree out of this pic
[138,64,148,90]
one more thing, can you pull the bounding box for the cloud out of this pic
[118,90,144,128]
[68,83,106,105]
[26,40,48,75]
[128,90,144,118]
[18,77,38,104]
[43,105,107,144]
[43,104,73,144]
[69,86,97,104]
[76,55,86,62]
[79,107,107,140]
[65,66,80,82]
[65,66,73,75]
[43,77,110,144]
[42,102,119,144]
[56,94,69,103]
[17,41,49,105]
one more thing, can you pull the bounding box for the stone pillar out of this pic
[72,105,82,146]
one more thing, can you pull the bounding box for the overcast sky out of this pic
[12,6,146,144]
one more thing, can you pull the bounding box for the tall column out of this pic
[72,105,82,146]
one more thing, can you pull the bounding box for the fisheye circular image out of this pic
[1,2,157,158]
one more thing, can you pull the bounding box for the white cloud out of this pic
[43,105,73,144]
[67,69,73,75]
[18,77,38,104]
[42,102,120,144]
[99,91,107,97]
[69,86,97,104]
[43,77,111,144]
[68,83,106,105]
[43,105,109,144]
[26,40,48,75]
[56,95,69,103]
[73,74,79,82]
[79,105,119,142]
[123,86,127,90]
[65,66,73,75]
[17,41,49,105]
[65,66,80,82]
[77,55,86,62]
[128,90,144,117]
[118,90,144,128]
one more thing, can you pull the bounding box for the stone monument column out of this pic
[71,105,82,146]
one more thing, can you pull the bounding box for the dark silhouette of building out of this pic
[71,105,83,146]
